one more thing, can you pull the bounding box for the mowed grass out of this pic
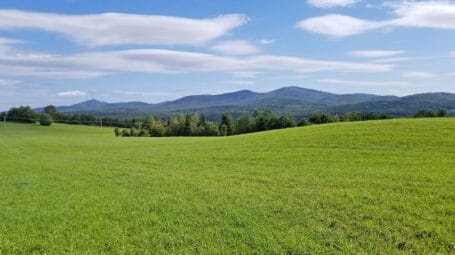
[0,119,454,254]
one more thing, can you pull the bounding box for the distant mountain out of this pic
[35,87,455,119]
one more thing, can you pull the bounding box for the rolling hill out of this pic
[0,119,454,253]
[35,86,455,119]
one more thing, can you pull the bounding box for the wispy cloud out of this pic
[225,80,256,85]
[259,39,275,45]
[0,37,26,45]
[318,79,410,87]
[370,57,415,63]
[298,1,455,37]
[0,10,248,47]
[306,0,360,8]
[0,46,391,79]
[57,90,87,97]
[210,40,260,55]
[0,79,21,87]
[232,71,261,78]
[348,50,404,58]
[402,71,434,78]
[451,51,455,57]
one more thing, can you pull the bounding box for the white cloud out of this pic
[210,40,260,55]
[349,50,405,58]
[259,39,275,45]
[0,79,21,87]
[114,90,172,97]
[0,10,248,47]
[0,37,25,45]
[402,71,434,78]
[232,71,261,78]
[298,1,455,37]
[297,14,383,37]
[57,90,87,97]
[318,79,410,87]
[0,45,391,79]
[225,80,256,85]
[370,57,415,63]
[306,0,360,8]
[451,51,455,57]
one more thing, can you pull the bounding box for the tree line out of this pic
[1,105,450,137]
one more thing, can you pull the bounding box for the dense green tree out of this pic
[39,113,53,126]
[277,115,296,129]
[114,127,121,137]
[43,105,57,117]
[297,118,310,127]
[150,121,165,137]
[237,115,256,134]
[202,122,220,136]
[7,106,38,123]
[255,110,276,131]
[220,113,236,135]
[219,124,228,136]
[438,109,448,117]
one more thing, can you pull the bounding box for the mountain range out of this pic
[36,86,455,120]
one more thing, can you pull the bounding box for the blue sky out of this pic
[0,0,454,110]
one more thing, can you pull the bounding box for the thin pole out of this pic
[100,120,102,128]
[3,116,5,128]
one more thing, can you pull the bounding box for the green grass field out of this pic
[0,119,454,254]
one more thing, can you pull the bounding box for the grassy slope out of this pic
[0,119,454,254]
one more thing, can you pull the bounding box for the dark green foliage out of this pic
[219,124,228,136]
[437,109,447,117]
[277,115,297,129]
[309,113,337,124]
[202,122,220,136]
[7,106,38,123]
[122,129,131,137]
[39,113,53,126]
[43,105,57,116]
[114,128,121,137]
[130,127,139,137]
[237,115,256,134]
[150,122,165,137]
[220,113,236,135]
[298,118,310,127]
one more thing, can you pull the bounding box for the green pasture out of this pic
[0,119,454,254]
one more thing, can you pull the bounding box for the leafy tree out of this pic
[122,129,131,137]
[237,115,256,134]
[220,113,236,135]
[438,109,448,117]
[219,124,228,136]
[277,115,296,129]
[255,110,276,131]
[130,127,139,137]
[39,113,53,126]
[43,105,57,117]
[309,113,338,124]
[297,118,310,127]
[150,121,165,137]
[7,106,38,123]
[414,110,437,118]
[114,127,121,137]
[184,114,198,136]
[203,122,220,136]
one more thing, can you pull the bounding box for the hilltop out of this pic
[35,87,455,119]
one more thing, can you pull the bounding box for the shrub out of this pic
[39,113,53,126]
[298,118,310,127]
[114,127,121,137]
[122,129,131,137]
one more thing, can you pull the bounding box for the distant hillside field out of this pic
[0,119,454,254]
